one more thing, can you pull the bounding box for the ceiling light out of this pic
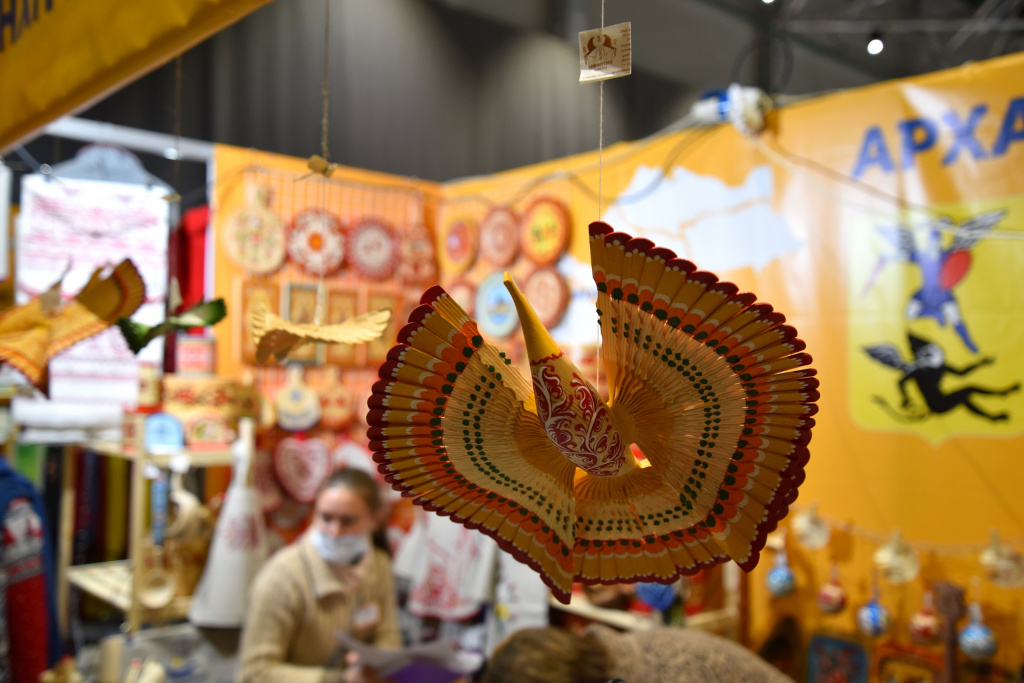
[867,32,884,55]
[762,0,775,3]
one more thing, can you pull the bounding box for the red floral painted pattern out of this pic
[532,361,627,476]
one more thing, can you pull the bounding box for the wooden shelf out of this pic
[81,441,234,467]
[66,561,191,621]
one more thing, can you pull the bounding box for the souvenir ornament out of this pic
[817,564,847,614]
[252,449,284,513]
[475,271,519,338]
[479,207,520,267]
[0,259,146,395]
[792,502,830,550]
[857,598,892,638]
[119,299,227,354]
[523,267,570,328]
[909,591,941,645]
[273,436,331,504]
[144,413,185,455]
[287,210,345,276]
[873,529,920,584]
[349,218,398,280]
[223,184,286,275]
[190,419,268,628]
[368,221,817,603]
[398,226,437,286]
[766,545,796,598]
[958,602,997,660]
[250,292,393,364]
[319,367,354,430]
[979,530,1024,587]
[275,365,322,431]
[520,197,570,266]
[635,581,678,612]
[441,216,477,273]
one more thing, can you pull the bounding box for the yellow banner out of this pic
[0,0,273,153]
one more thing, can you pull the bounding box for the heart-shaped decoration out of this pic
[273,437,331,503]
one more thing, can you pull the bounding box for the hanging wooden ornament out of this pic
[275,365,322,431]
[440,216,478,273]
[522,267,570,329]
[475,271,519,339]
[873,529,920,584]
[979,530,1024,587]
[520,197,570,266]
[250,292,393,364]
[319,366,354,430]
[398,225,437,286]
[273,436,331,504]
[286,210,346,276]
[958,603,997,661]
[792,502,830,550]
[349,218,398,280]
[816,564,847,614]
[857,575,892,638]
[223,183,286,275]
[766,535,796,598]
[0,259,146,395]
[909,591,942,645]
[479,207,520,267]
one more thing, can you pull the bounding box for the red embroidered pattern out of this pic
[532,362,626,476]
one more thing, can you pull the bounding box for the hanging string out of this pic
[597,0,605,221]
[171,54,183,200]
[789,502,1024,557]
[315,0,331,326]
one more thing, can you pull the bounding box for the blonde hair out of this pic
[483,628,610,683]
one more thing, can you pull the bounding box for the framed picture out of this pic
[365,289,403,365]
[805,633,868,683]
[875,643,941,683]
[282,282,323,365]
[236,277,279,364]
[326,286,361,367]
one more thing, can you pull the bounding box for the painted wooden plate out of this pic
[447,279,476,318]
[398,225,437,285]
[521,197,570,266]
[475,271,519,339]
[287,209,345,276]
[223,199,286,275]
[441,216,478,273]
[523,267,570,328]
[349,218,398,280]
[479,206,520,267]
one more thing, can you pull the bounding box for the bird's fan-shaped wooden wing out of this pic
[583,221,816,582]
[252,302,392,364]
[48,259,147,357]
[368,287,578,602]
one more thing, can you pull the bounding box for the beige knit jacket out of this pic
[236,535,402,683]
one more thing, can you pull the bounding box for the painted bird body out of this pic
[369,222,817,603]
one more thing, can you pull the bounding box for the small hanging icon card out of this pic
[578,22,631,83]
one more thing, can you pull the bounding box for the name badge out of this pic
[352,602,380,630]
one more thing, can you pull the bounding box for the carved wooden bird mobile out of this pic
[0,259,147,394]
[118,299,227,354]
[369,221,817,603]
[250,299,392,364]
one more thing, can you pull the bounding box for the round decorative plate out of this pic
[349,218,398,280]
[522,267,570,328]
[320,383,354,430]
[475,272,519,339]
[441,216,478,273]
[479,207,520,267]
[447,279,477,317]
[287,210,345,275]
[223,201,286,275]
[398,226,437,285]
[521,197,570,266]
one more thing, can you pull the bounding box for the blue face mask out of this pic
[310,528,369,565]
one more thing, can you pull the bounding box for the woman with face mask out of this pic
[236,469,400,683]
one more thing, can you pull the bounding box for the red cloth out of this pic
[4,498,49,682]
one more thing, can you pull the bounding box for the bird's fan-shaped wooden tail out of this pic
[368,286,578,602]
[584,221,816,582]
